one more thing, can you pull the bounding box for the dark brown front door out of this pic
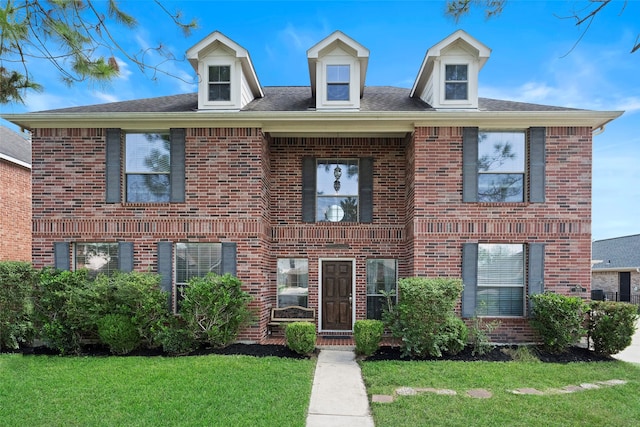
[322,261,353,330]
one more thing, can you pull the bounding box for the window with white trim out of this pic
[316,159,359,222]
[477,244,525,316]
[444,64,468,100]
[326,64,350,101]
[75,243,118,278]
[478,131,526,202]
[208,65,231,101]
[277,259,309,308]
[125,133,171,203]
[366,259,397,320]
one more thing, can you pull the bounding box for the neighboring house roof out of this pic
[592,234,640,271]
[0,126,31,168]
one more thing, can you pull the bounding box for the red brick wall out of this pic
[30,125,594,343]
[407,127,593,342]
[0,159,31,261]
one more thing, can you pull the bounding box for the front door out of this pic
[619,272,631,302]
[322,261,353,331]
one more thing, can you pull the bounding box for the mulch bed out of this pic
[365,345,615,363]
[7,343,614,363]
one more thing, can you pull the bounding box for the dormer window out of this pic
[208,65,231,101]
[445,64,468,101]
[327,65,350,101]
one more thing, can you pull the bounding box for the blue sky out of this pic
[1,0,638,241]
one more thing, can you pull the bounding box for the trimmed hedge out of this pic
[354,319,384,357]
[285,322,316,355]
[530,292,588,353]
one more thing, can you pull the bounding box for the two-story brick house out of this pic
[3,30,622,342]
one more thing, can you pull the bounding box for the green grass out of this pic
[361,360,640,427]
[0,354,315,427]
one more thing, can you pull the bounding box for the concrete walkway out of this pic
[613,319,640,364]
[306,349,374,427]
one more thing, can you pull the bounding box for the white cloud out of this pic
[93,92,120,104]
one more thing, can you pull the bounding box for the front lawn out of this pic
[0,354,315,427]
[361,359,640,427]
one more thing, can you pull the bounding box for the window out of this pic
[327,65,350,101]
[316,159,359,222]
[478,131,526,202]
[367,259,397,320]
[445,64,468,100]
[75,243,119,278]
[208,65,231,101]
[277,259,309,308]
[175,243,222,308]
[477,244,525,316]
[125,133,171,203]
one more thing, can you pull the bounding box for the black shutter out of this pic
[529,127,546,203]
[528,243,545,316]
[170,128,186,203]
[157,242,173,308]
[221,242,237,276]
[302,157,316,223]
[462,127,479,202]
[461,243,478,317]
[105,128,121,203]
[118,242,134,273]
[359,157,373,223]
[54,242,70,271]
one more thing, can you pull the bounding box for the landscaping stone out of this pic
[372,395,394,403]
[562,385,583,393]
[467,389,492,399]
[579,383,600,390]
[598,379,627,386]
[396,387,417,396]
[512,388,544,395]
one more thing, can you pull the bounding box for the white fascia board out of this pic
[2,110,623,134]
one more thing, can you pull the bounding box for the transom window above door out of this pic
[316,159,359,222]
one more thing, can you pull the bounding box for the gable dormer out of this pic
[410,30,490,110]
[187,31,263,111]
[307,31,369,110]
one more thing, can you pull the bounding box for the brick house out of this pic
[592,235,640,305]
[2,30,622,342]
[0,126,32,262]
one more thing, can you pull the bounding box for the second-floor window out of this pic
[327,65,350,101]
[125,133,171,203]
[316,159,359,222]
[478,131,526,202]
[445,64,468,100]
[208,65,231,101]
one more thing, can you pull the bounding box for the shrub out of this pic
[92,272,169,349]
[468,315,501,356]
[97,314,140,355]
[385,277,465,358]
[589,301,639,356]
[180,273,253,348]
[157,318,197,356]
[285,322,316,355]
[0,262,38,350]
[530,292,588,353]
[33,269,95,354]
[354,320,384,357]
[440,316,468,356]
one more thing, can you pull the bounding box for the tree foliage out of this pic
[446,0,639,54]
[0,0,197,104]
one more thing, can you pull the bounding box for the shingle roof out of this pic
[592,234,640,270]
[32,86,580,114]
[0,126,31,166]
